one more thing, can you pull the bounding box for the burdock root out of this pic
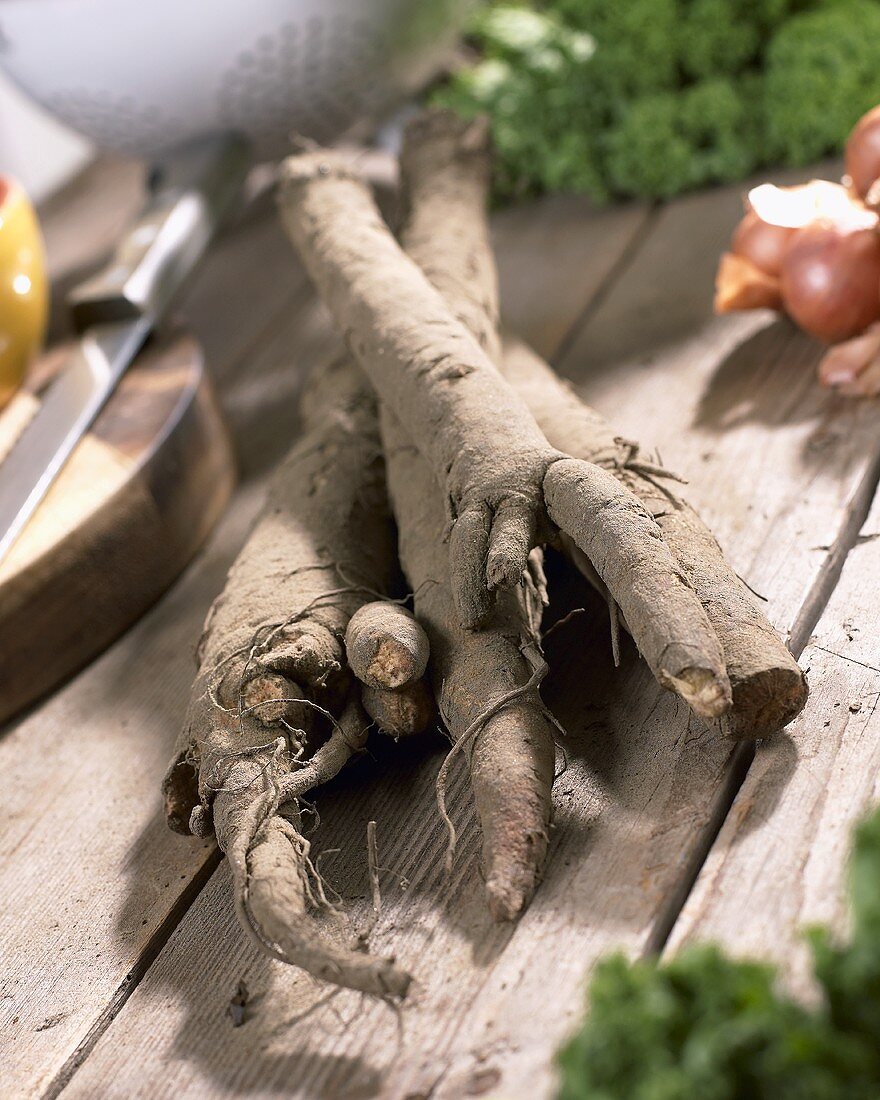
[279,140,732,723]
[214,699,408,996]
[398,108,807,740]
[162,353,410,997]
[383,397,556,918]
[373,125,557,919]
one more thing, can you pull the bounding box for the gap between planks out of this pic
[533,165,880,965]
[550,202,663,370]
[541,164,880,963]
[647,436,880,958]
[665,482,880,1000]
[42,850,223,1100]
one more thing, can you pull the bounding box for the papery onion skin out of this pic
[731,211,794,276]
[748,180,876,231]
[845,106,880,202]
[715,251,783,313]
[780,223,880,343]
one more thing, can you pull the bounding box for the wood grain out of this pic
[38,157,145,285]
[0,481,252,1099]
[493,193,651,360]
[177,197,311,387]
[60,174,880,1100]
[666,482,880,998]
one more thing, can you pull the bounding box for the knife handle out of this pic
[68,133,250,332]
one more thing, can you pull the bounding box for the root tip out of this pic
[485,873,534,923]
[190,805,214,838]
[381,963,414,1000]
[486,553,524,591]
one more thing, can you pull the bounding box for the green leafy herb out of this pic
[556,808,880,1099]
[764,0,880,166]
[435,0,880,203]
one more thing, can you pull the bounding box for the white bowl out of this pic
[0,0,470,157]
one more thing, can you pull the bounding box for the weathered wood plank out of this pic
[411,183,880,1100]
[666,483,880,998]
[61,174,880,1100]
[493,193,651,359]
[177,194,311,385]
[0,487,240,1099]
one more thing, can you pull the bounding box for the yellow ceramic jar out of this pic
[0,176,48,409]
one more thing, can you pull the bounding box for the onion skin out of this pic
[779,223,880,343]
[846,106,880,204]
[714,251,783,313]
[731,211,794,277]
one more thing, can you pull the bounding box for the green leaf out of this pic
[556,807,880,1098]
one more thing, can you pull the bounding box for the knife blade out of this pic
[0,133,250,564]
[0,318,150,561]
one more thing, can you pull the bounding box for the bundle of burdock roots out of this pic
[161,110,808,999]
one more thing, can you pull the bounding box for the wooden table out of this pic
[3,156,880,1100]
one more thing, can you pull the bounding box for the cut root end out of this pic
[345,601,430,690]
[362,678,436,738]
[723,664,809,739]
[162,753,200,835]
[240,673,308,729]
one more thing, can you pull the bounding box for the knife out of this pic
[0,133,250,563]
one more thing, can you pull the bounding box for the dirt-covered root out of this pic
[345,601,429,689]
[245,620,349,708]
[211,701,411,998]
[543,459,730,719]
[398,109,501,363]
[345,600,435,737]
[245,816,409,996]
[391,127,556,899]
[162,351,397,836]
[469,690,556,921]
[381,402,556,919]
[278,147,731,719]
[615,462,807,737]
[280,148,553,627]
[361,679,436,739]
[162,351,412,992]
[501,336,808,737]
[399,107,803,737]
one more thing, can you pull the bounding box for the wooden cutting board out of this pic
[0,329,235,724]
